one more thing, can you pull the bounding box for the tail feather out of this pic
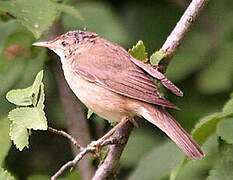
[140,104,204,160]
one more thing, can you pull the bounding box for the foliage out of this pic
[0,0,232,179]
[7,71,47,150]
[128,40,148,62]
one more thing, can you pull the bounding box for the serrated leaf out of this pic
[128,142,183,180]
[207,161,233,180]
[9,122,28,151]
[6,70,44,106]
[8,107,47,130]
[0,0,58,38]
[87,108,93,119]
[0,167,15,180]
[56,3,83,20]
[0,118,11,165]
[6,87,33,106]
[150,50,167,66]
[128,40,148,62]
[217,118,233,144]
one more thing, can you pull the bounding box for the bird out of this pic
[33,30,204,160]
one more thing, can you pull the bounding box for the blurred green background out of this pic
[0,0,233,180]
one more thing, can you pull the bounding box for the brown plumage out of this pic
[33,30,204,160]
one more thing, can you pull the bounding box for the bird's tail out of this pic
[138,103,204,160]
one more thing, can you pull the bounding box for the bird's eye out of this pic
[61,41,67,47]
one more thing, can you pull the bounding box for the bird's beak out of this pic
[32,41,52,48]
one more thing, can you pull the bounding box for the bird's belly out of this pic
[62,66,130,122]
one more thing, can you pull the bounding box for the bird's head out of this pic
[33,30,98,62]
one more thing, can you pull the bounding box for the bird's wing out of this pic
[71,41,178,109]
[130,58,183,96]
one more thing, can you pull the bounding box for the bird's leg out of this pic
[89,116,130,148]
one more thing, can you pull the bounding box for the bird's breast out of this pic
[61,64,132,122]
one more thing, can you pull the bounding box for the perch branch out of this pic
[92,121,133,180]
[51,128,129,180]
[51,146,96,180]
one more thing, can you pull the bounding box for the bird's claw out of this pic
[88,140,102,157]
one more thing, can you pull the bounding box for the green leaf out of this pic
[6,70,44,106]
[0,118,11,165]
[150,50,167,66]
[6,87,33,106]
[9,122,28,151]
[191,112,225,145]
[128,142,184,180]
[87,108,93,119]
[0,0,58,38]
[207,161,233,180]
[8,107,47,130]
[0,167,15,180]
[56,3,83,20]
[217,118,233,144]
[128,40,148,62]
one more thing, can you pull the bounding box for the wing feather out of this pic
[70,38,178,109]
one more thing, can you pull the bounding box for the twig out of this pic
[51,129,130,180]
[93,0,208,179]
[48,127,83,150]
[160,0,208,71]
[51,146,96,180]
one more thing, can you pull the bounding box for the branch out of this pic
[92,121,133,180]
[51,146,96,180]
[51,126,131,180]
[47,18,95,180]
[93,0,208,179]
[48,127,83,150]
[160,0,208,71]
